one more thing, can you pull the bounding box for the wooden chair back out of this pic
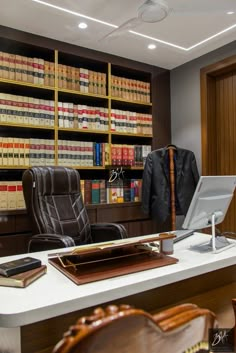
[53,303,217,353]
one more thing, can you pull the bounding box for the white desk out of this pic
[0,233,236,353]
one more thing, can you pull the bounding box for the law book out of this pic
[84,179,92,205]
[0,257,42,277]
[49,62,55,87]
[7,181,17,209]
[0,181,8,210]
[91,179,100,204]
[0,265,47,288]
[99,179,107,204]
[123,178,131,202]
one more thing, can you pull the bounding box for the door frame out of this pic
[200,55,236,175]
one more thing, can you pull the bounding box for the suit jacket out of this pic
[142,147,199,223]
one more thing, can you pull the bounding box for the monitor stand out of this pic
[189,212,235,253]
[209,212,235,253]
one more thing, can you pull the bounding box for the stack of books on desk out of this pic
[0,256,47,288]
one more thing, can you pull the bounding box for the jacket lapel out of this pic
[175,148,184,186]
[160,149,169,181]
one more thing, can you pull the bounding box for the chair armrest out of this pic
[90,223,128,243]
[28,234,75,252]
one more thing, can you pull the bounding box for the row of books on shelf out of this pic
[0,93,54,126]
[81,178,142,204]
[0,52,152,104]
[0,92,153,134]
[0,181,25,210]
[57,64,106,95]
[58,141,108,167]
[0,51,107,95]
[0,137,54,166]
[111,144,151,167]
[58,103,109,131]
[0,51,54,86]
[0,138,151,167]
[110,109,152,135]
[0,178,143,211]
[58,103,152,134]
[58,142,151,167]
[111,75,151,103]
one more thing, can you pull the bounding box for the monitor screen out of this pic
[182,175,236,231]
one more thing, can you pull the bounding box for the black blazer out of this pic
[142,147,199,223]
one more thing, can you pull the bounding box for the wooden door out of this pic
[201,57,236,234]
[215,71,236,232]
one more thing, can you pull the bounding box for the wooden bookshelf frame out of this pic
[0,26,171,256]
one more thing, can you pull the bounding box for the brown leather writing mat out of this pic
[49,246,178,285]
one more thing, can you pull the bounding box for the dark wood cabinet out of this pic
[0,203,164,256]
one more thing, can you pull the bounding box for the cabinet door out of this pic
[0,233,32,256]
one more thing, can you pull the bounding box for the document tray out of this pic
[48,234,178,285]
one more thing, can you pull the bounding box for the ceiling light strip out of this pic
[32,0,117,28]
[129,30,187,50]
[131,23,236,51]
[187,23,236,50]
[32,0,236,53]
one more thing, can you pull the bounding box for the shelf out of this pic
[0,122,55,130]
[58,88,108,100]
[0,166,30,169]
[110,96,152,106]
[57,127,109,135]
[111,131,152,138]
[0,78,54,91]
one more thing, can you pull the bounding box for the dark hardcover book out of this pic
[0,265,47,288]
[99,179,107,204]
[91,179,100,204]
[130,179,135,202]
[123,178,131,202]
[84,179,92,205]
[0,257,42,277]
[95,143,101,166]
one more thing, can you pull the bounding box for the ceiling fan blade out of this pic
[100,17,142,41]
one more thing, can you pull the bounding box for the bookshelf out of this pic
[0,26,171,256]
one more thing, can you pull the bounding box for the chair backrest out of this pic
[52,304,217,353]
[22,166,92,245]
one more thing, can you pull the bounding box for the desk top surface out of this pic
[0,233,235,328]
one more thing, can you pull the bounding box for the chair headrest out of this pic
[29,166,81,196]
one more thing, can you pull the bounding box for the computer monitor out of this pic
[182,175,236,253]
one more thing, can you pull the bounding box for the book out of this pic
[0,256,42,277]
[0,265,47,288]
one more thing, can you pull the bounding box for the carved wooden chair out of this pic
[52,303,217,353]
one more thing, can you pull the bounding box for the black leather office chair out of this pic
[22,166,127,252]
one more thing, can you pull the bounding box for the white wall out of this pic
[170,40,236,174]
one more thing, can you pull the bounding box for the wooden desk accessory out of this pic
[48,234,178,285]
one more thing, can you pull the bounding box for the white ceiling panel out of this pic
[0,0,235,69]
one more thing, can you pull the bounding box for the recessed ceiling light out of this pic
[227,11,235,15]
[32,0,116,28]
[148,44,156,50]
[78,22,87,29]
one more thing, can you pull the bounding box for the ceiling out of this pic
[0,0,236,69]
